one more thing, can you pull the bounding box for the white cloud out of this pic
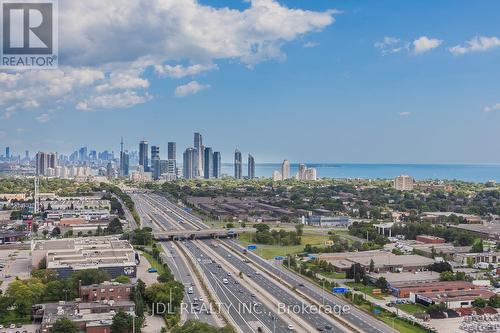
[483,103,500,113]
[36,113,52,123]
[412,36,442,54]
[76,91,152,111]
[154,63,218,78]
[174,81,209,97]
[374,37,409,55]
[449,36,500,55]
[398,111,411,117]
[0,0,336,112]
[303,41,319,48]
[376,36,441,55]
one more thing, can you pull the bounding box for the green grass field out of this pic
[140,250,167,276]
[345,282,387,300]
[357,303,430,333]
[395,303,427,315]
[321,271,347,279]
[236,232,329,259]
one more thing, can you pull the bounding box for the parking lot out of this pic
[0,323,38,333]
[0,250,31,293]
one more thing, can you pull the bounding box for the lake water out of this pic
[221,163,500,183]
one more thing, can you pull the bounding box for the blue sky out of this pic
[1,0,500,163]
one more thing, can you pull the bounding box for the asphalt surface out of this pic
[131,193,217,325]
[203,239,347,333]
[185,240,292,333]
[223,239,398,333]
[132,191,396,333]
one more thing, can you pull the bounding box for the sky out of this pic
[1,0,500,163]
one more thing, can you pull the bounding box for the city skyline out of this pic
[1,1,500,163]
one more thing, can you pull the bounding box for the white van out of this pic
[188,287,193,294]
[223,278,229,284]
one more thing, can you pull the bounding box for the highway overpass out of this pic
[153,228,252,240]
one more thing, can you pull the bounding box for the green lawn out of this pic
[357,303,430,333]
[140,250,167,276]
[322,271,346,279]
[236,232,329,259]
[395,303,427,315]
[345,282,387,300]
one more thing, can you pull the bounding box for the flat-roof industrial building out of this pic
[319,251,435,273]
[32,236,138,278]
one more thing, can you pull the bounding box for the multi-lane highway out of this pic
[132,192,217,326]
[131,191,396,333]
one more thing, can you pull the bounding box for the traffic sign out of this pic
[247,245,257,251]
[332,287,349,294]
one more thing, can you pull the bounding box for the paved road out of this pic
[132,193,218,325]
[204,239,347,333]
[134,191,397,333]
[113,193,138,230]
[185,240,291,333]
[224,239,397,333]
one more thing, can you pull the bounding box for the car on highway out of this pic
[223,278,229,284]
[188,287,193,294]
[288,324,294,330]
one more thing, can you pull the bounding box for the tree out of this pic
[32,269,58,284]
[346,263,365,283]
[6,278,46,316]
[38,257,47,270]
[376,277,388,292]
[295,224,304,237]
[111,311,138,333]
[44,280,75,302]
[107,217,123,234]
[488,294,500,308]
[428,261,453,273]
[471,238,484,253]
[440,271,455,281]
[51,317,78,333]
[70,269,110,288]
[226,223,234,229]
[171,320,233,333]
[114,275,131,284]
[472,297,486,308]
[255,223,270,233]
[369,259,375,272]
[51,226,61,237]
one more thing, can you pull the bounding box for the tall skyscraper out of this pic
[213,152,221,179]
[139,140,149,172]
[78,147,88,161]
[151,145,160,179]
[194,132,204,177]
[36,152,47,175]
[282,159,290,180]
[183,148,197,179]
[204,147,213,179]
[5,147,10,159]
[234,149,242,179]
[167,142,176,160]
[25,150,29,160]
[248,154,255,179]
[151,146,160,160]
[120,151,130,177]
[36,152,57,175]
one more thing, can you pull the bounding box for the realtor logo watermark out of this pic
[1,0,58,69]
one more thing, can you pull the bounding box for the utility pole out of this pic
[33,176,39,214]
